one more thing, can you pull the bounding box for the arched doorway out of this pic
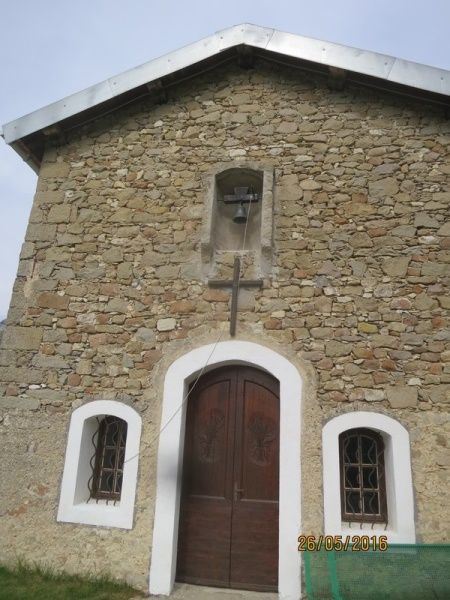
[176,365,279,591]
[149,340,302,600]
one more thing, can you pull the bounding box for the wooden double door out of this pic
[176,365,280,591]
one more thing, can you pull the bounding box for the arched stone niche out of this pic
[201,163,274,279]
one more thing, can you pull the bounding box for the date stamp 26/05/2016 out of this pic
[298,535,388,552]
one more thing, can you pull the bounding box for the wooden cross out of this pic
[223,186,260,204]
[208,256,263,336]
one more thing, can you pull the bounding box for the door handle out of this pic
[234,482,244,501]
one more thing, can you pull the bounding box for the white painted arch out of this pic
[57,400,142,529]
[149,340,302,600]
[322,411,415,544]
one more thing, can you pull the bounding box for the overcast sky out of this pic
[1,0,449,319]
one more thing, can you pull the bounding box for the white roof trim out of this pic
[2,23,450,145]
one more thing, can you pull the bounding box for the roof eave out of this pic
[2,23,450,172]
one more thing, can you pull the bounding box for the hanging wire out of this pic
[122,189,256,465]
[123,332,224,465]
[235,188,254,299]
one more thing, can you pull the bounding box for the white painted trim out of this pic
[322,411,415,543]
[149,341,302,600]
[57,400,142,529]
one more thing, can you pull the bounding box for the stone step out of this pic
[146,582,278,599]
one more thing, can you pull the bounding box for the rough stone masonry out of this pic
[0,60,449,589]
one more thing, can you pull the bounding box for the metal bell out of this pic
[233,202,248,224]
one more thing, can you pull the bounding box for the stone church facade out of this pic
[0,25,449,599]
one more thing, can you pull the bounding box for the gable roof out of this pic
[2,23,450,173]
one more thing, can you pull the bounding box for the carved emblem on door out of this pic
[248,413,277,466]
[198,409,225,463]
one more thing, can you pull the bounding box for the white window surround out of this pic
[149,340,303,600]
[57,400,142,529]
[322,411,415,544]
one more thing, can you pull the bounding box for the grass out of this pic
[0,562,146,600]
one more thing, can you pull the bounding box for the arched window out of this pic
[58,400,141,529]
[339,428,387,524]
[322,411,415,543]
[90,416,127,502]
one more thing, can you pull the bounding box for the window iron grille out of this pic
[87,416,127,504]
[339,428,387,525]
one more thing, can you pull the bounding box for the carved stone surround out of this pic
[200,162,274,280]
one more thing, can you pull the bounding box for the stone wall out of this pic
[0,61,449,588]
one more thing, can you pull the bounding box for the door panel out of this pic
[229,502,279,591]
[188,379,232,498]
[176,369,236,585]
[240,378,279,501]
[230,369,279,590]
[176,366,279,591]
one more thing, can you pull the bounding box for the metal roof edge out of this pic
[2,23,449,146]
[1,24,254,145]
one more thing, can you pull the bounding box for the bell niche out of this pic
[201,164,274,279]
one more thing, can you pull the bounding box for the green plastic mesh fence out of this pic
[304,544,450,600]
